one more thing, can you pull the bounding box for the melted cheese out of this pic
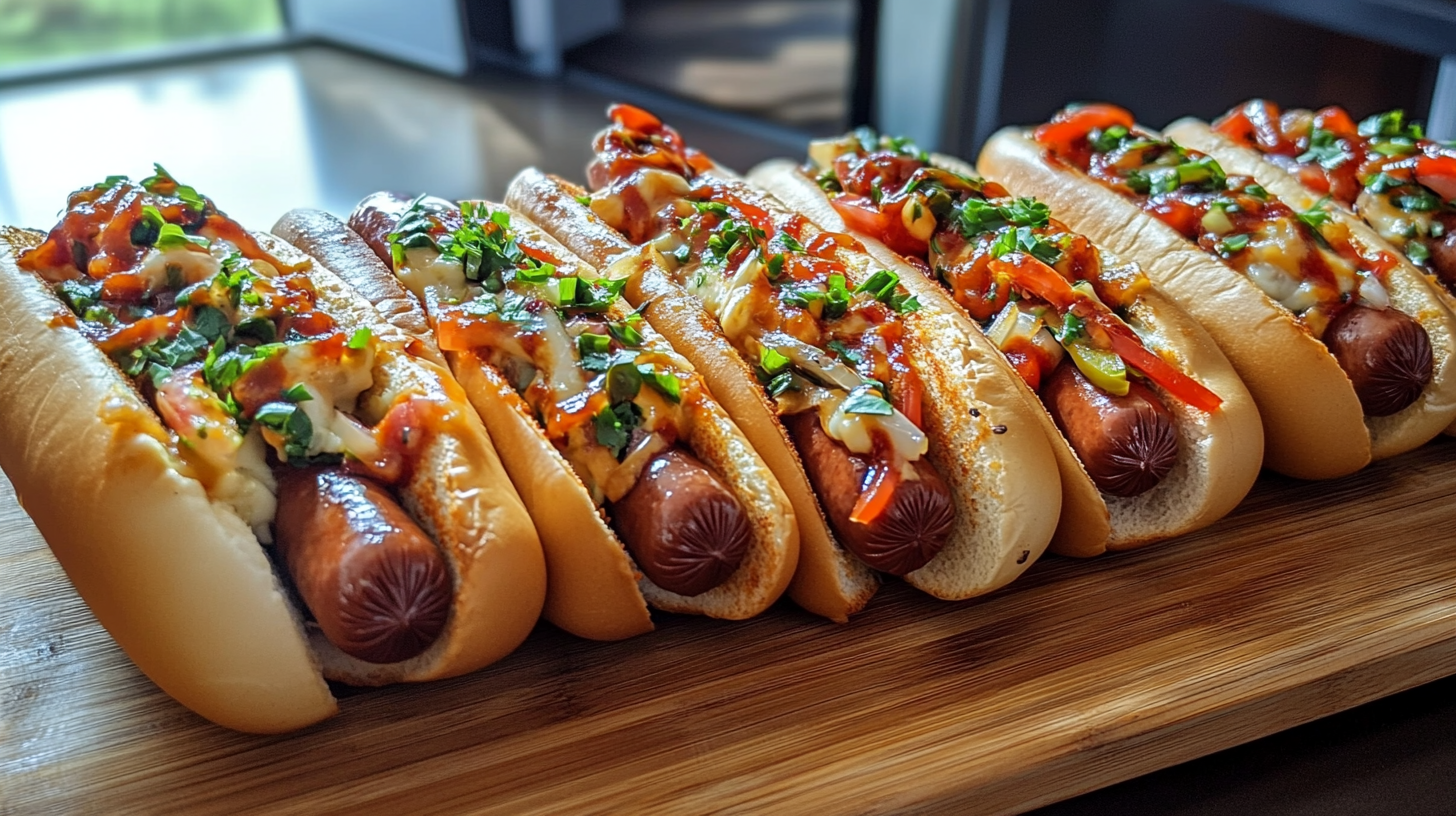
[400,246,469,303]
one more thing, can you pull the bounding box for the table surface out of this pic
[3,45,1456,815]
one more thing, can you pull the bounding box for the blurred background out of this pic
[1,0,1452,229]
[2,2,1456,811]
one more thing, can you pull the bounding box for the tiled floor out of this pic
[3,42,1454,815]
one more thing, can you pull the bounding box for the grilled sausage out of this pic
[274,468,452,665]
[611,448,752,596]
[1041,360,1179,498]
[786,412,954,576]
[1323,304,1433,417]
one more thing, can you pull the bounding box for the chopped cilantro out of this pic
[826,339,863,366]
[347,327,372,350]
[841,384,894,416]
[823,273,851,320]
[1407,240,1432,265]
[1296,198,1332,233]
[1216,233,1251,255]
[593,401,642,458]
[1296,128,1347,169]
[1090,125,1129,153]
[253,401,314,460]
[1396,191,1442,212]
[759,346,791,375]
[283,383,313,402]
[639,365,682,403]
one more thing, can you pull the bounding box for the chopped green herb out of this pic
[823,274,851,320]
[639,365,682,403]
[1358,110,1423,141]
[1296,128,1348,169]
[1407,240,1432,265]
[841,384,894,416]
[759,346,791,375]
[764,370,797,397]
[1396,191,1442,212]
[1090,125,1129,153]
[957,197,1051,239]
[765,252,786,281]
[1296,198,1333,233]
[151,221,209,251]
[575,194,592,206]
[991,225,1062,265]
[606,360,642,403]
[593,401,642,458]
[693,200,731,219]
[1216,233,1251,255]
[347,327,372,350]
[826,339,863,366]
[283,383,313,402]
[253,401,314,460]
[1364,172,1404,194]
[233,316,277,344]
[1054,312,1086,343]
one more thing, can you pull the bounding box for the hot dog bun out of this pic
[273,206,799,639]
[506,166,1062,611]
[749,157,1263,556]
[1163,116,1456,438]
[979,125,1456,479]
[0,223,546,733]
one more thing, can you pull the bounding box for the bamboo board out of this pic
[4,440,1456,816]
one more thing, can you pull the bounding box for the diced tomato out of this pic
[1313,106,1359,138]
[894,367,923,429]
[990,253,1223,412]
[1002,345,1042,391]
[805,228,866,260]
[1034,104,1136,156]
[1145,197,1205,239]
[1414,154,1456,203]
[849,459,901,526]
[1296,163,1333,197]
[608,103,662,133]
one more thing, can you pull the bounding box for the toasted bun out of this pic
[750,158,1263,556]
[509,167,1063,602]
[0,226,545,732]
[506,169,876,622]
[980,127,1388,479]
[1164,118,1456,447]
[273,207,799,637]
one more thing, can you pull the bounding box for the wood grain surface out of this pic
[4,440,1456,816]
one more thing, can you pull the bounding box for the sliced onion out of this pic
[762,331,863,391]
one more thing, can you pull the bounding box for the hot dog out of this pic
[1169,102,1456,434]
[274,194,798,639]
[506,104,1062,618]
[273,467,452,665]
[750,129,1262,556]
[0,169,546,732]
[1039,361,1177,498]
[979,105,1456,479]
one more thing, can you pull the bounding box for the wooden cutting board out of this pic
[5,440,1456,816]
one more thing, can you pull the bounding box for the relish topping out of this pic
[1038,104,1401,339]
[386,197,700,505]
[803,128,1220,412]
[17,167,407,540]
[1212,100,1456,287]
[583,105,932,513]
